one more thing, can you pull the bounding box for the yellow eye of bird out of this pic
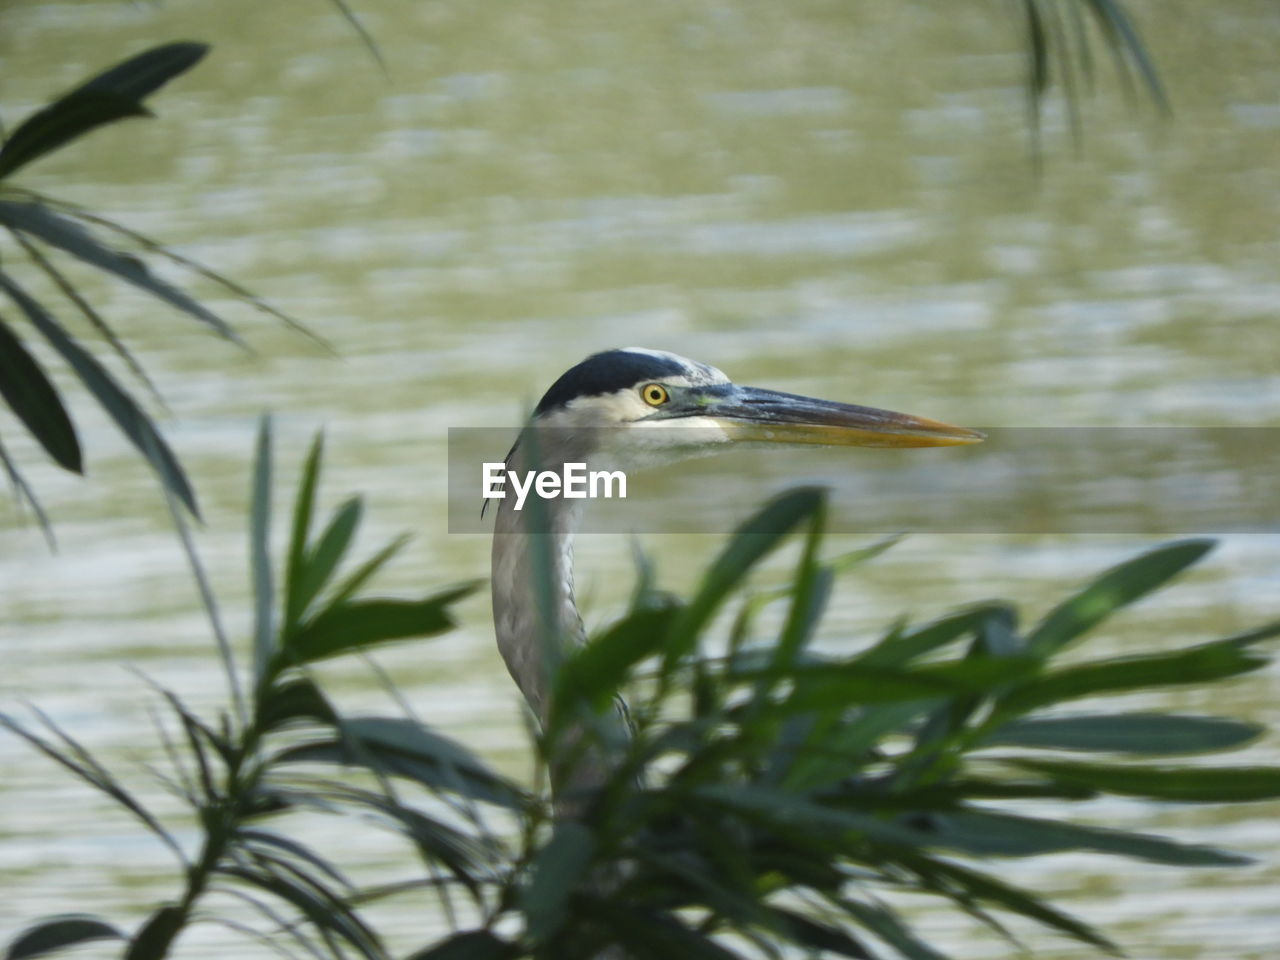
[641,383,669,406]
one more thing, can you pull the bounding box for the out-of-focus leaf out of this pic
[553,602,678,720]
[997,639,1267,715]
[405,930,517,960]
[122,906,183,960]
[279,584,479,668]
[778,655,1042,712]
[256,676,337,731]
[1026,540,1214,656]
[765,908,870,958]
[238,828,351,889]
[691,783,933,849]
[522,821,596,943]
[929,808,1248,865]
[290,496,362,623]
[855,604,1012,668]
[580,900,746,959]
[251,418,275,683]
[0,271,198,515]
[984,712,1262,754]
[0,315,80,471]
[666,488,823,663]
[297,784,494,900]
[1006,758,1280,803]
[285,432,325,626]
[275,716,525,808]
[835,899,945,960]
[783,700,938,791]
[5,915,123,960]
[0,434,54,544]
[899,852,1117,953]
[0,201,236,340]
[325,533,411,606]
[218,865,381,959]
[0,43,208,180]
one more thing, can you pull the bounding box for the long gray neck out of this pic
[490,479,586,725]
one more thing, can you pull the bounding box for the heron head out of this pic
[524,347,982,470]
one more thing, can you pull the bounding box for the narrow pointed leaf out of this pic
[930,808,1249,865]
[6,916,123,960]
[1006,758,1280,803]
[0,201,236,339]
[0,314,80,471]
[998,639,1266,715]
[0,43,208,180]
[275,716,524,808]
[899,853,1118,953]
[667,488,824,662]
[0,272,197,515]
[291,496,362,620]
[984,713,1262,754]
[251,418,275,682]
[123,906,183,960]
[281,584,478,667]
[1026,539,1214,656]
[522,821,596,942]
[406,931,517,960]
[285,432,325,627]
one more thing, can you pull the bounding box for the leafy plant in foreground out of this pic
[3,422,513,960]
[0,43,316,535]
[5,436,1280,960]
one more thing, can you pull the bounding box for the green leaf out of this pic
[238,828,351,889]
[281,584,479,668]
[0,201,237,340]
[255,676,337,731]
[522,821,597,943]
[997,639,1267,715]
[290,496,362,623]
[250,417,275,682]
[898,852,1118,953]
[765,908,870,958]
[779,655,1042,712]
[579,900,747,960]
[0,43,208,180]
[218,865,381,959]
[553,602,678,721]
[284,432,325,627]
[405,931,518,960]
[855,604,1011,668]
[666,488,824,664]
[0,313,80,471]
[984,712,1262,754]
[275,716,525,808]
[0,271,198,515]
[929,808,1249,866]
[1006,758,1280,803]
[326,533,412,606]
[1025,540,1215,656]
[834,899,945,960]
[122,906,183,960]
[5,916,123,960]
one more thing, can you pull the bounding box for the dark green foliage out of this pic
[3,916,122,960]
[5,454,1277,960]
[0,46,312,534]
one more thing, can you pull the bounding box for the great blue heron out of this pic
[489,347,983,734]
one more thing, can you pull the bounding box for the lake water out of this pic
[1,0,1278,957]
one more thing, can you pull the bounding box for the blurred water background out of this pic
[0,0,1278,957]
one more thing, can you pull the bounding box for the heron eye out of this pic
[641,383,670,406]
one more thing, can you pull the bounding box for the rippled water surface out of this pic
[1,1,1278,957]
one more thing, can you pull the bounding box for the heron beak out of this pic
[703,386,985,448]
